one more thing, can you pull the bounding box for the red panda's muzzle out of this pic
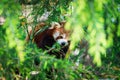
[56,39,68,46]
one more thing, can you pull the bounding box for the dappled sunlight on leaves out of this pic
[66,0,109,66]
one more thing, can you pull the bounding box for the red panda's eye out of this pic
[56,36,63,40]
[59,36,63,38]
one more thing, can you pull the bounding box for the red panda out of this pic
[26,21,70,58]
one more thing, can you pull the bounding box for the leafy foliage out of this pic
[0,0,120,80]
[66,0,120,66]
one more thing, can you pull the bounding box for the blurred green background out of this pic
[0,0,120,79]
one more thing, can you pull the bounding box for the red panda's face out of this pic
[49,22,69,47]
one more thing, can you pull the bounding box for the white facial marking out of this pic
[53,31,60,40]
[61,34,66,39]
[57,39,68,46]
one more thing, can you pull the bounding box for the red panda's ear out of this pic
[59,21,66,27]
[25,22,46,42]
[33,22,46,32]
[49,22,61,29]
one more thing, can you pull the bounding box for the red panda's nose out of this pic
[61,42,66,46]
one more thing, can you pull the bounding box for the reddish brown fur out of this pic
[26,22,70,58]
